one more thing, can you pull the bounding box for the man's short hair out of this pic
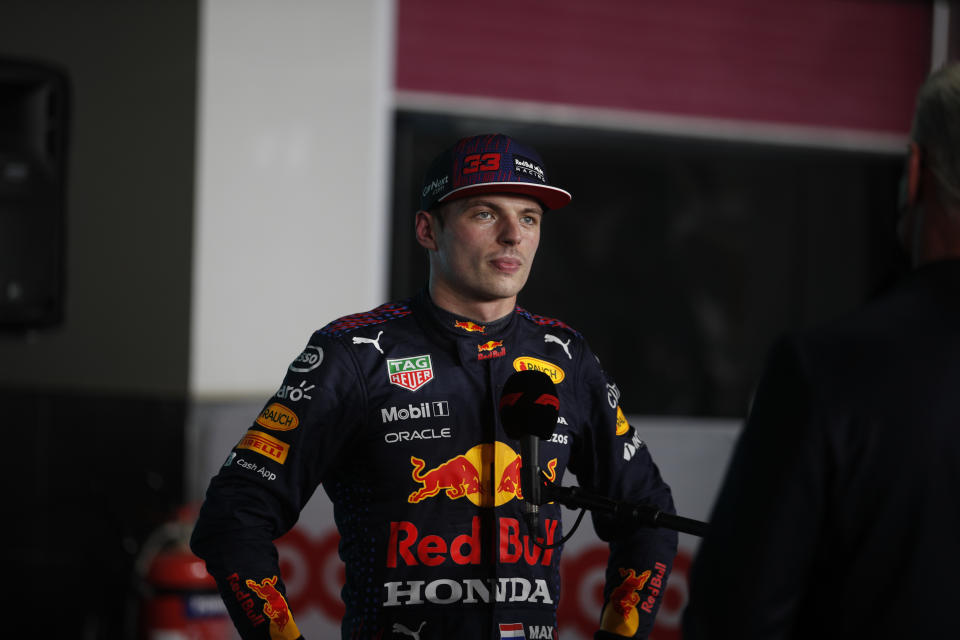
[427,199,458,229]
[911,63,960,211]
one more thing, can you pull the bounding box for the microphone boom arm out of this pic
[539,474,709,538]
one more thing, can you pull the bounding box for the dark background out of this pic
[390,111,907,418]
[2,4,198,637]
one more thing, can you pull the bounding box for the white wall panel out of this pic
[191,0,394,396]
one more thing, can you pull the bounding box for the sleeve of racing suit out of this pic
[570,343,679,640]
[190,333,365,640]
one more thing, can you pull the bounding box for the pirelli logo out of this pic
[236,429,289,464]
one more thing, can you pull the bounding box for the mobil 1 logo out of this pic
[381,401,450,423]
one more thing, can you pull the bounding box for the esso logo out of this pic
[290,345,324,373]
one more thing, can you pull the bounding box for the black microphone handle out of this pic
[622,505,710,538]
[520,436,540,534]
[543,482,709,538]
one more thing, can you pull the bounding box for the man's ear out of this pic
[415,210,438,251]
[906,142,922,207]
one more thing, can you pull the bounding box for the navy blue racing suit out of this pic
[191,291,678,639]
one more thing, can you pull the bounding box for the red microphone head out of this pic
[499,370,559,440]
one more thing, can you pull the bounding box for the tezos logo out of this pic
[381,401,450,423]
[290,345,323,373]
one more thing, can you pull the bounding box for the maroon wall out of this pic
[397,0,931,135]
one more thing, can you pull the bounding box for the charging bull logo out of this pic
[477,340,506,360]
[455,320,486,333]
[409,443,558,507]
[408,454,485,503]
[245,575,301,639]
[611,568,651,616]
[497,457,559,498]
[600,567,652,637]
[497,455,524,497]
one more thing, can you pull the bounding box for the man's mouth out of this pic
[490,257,522,273]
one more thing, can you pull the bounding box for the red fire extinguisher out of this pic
[137,505,232,640]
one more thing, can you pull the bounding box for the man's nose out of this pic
[498,216,522,245]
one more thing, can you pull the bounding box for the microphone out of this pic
[498,370,559,535]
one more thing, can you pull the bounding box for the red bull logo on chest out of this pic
[477,340,506,360]
[387,354,435,391]
[408,442,557,508]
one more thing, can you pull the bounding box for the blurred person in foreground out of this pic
[191,133,678,639]
[683,63,960,639]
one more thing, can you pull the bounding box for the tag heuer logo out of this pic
[387,354,435,392]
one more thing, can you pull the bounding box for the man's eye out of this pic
[475,211,493,220]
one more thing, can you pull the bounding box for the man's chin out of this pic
[470,284,524,304]
[485,276,528,300]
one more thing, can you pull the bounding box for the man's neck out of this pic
[428,284,516,323]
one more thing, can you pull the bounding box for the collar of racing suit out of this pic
[416,288,516,338]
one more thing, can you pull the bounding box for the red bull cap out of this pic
[420,134,572,211]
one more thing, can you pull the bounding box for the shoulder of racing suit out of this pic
[514,306,582,339]
[316,299,414,338]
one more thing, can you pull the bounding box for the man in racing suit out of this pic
[191,133,678,640]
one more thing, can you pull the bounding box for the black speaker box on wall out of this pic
[0,58,69,329]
